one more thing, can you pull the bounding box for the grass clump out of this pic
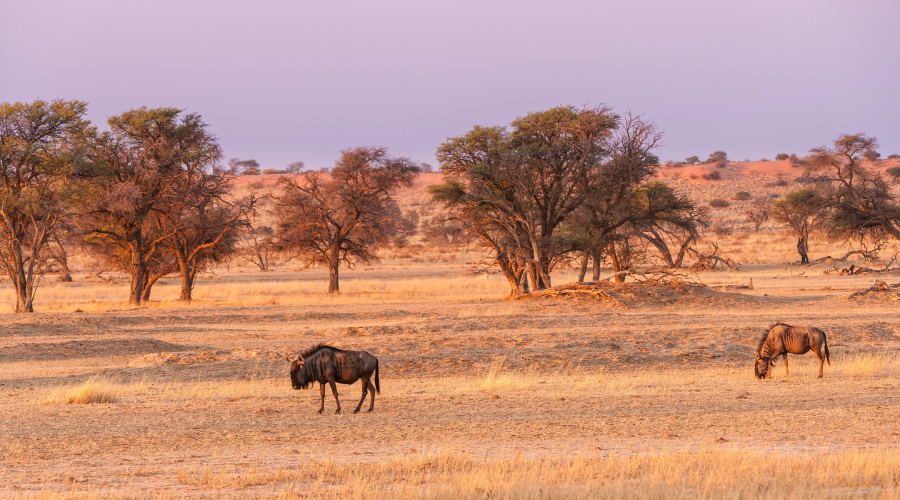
[46,377,120,404]
[709,199,731,208]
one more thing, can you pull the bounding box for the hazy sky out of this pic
[2,1,897,169]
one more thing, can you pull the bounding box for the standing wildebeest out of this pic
[288,344,380,414]
[755,323,830,379]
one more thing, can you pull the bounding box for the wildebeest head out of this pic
[754,356,773,379]
[288,354,311,390]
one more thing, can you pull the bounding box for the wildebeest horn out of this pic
[299,353,304,362]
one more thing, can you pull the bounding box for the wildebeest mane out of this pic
[757,322,793,355]
[298,343,344,359]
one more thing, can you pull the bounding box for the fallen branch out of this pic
[687,243,739,271]
[848,280,900,299]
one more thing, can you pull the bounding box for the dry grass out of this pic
[45,377,120,404]
[176,448,900,499]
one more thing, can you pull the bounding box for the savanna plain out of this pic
[3,168,900,499]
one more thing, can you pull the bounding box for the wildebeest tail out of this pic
[374,359,380,394]
[823,331,831,366]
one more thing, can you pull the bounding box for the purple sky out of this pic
[2,1,897,169]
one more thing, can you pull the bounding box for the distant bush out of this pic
[888,154,900,159]
[733,191,752,201]
[864,150,881,161]
[701,170,721,181]
[886,166,900,179]
[685,155,700,165]
[262,168,287,175]
[711,223,733,236]
[704,151,728,164]
[774,178,788,186]
[709,198,730,208]
[791,163,802,168]
[673,162,686,168]
[759,158,769,162]
[240,169,260,175]
[790,154,799,162]
[776,153,789,161]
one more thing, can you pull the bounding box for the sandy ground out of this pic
[1,265,899,496]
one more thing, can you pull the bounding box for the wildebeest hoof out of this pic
[366,409,373,413]
[353,409,360,414]
[317,409,323,414]
[335,409,341,414]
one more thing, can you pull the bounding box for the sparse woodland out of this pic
[2,99,900,311]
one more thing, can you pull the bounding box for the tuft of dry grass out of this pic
[45,377,120,404]
[837,352,900,378]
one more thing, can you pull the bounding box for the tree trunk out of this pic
[54,237,72,282]
[644,229,674,268]
[577,253,589,283]
[592,253,602,281]
[179,266,196,301]
[609,242,625,283]
[12,241,34,313]
[128,229,144,305]
[328,253,340,294]
[672,235,695,269]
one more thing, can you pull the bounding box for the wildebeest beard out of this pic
[291,364,316,390]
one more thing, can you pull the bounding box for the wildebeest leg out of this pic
[329,380,341,414]
[814,349,825,378]
[367,379,376,412]
[353,376,370,414]
[783,353,789,376]
[318,383,326,414]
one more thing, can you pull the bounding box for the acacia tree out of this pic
[771,188,829,262]
[161,171,254,301]
[0,99,92,312]
[82,107,221,305]
[434,106,618,295]
[274,146,419,293]
[803,134,900,247]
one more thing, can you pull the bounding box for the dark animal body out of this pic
[755,323,830,379]
[289,344,380,414]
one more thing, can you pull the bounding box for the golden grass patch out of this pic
[45,377,120,404]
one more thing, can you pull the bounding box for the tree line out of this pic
[4,99,889,311]
[0,99,420,312]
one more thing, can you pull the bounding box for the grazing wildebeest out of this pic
[755,323,830,379]
[288,344,380,414]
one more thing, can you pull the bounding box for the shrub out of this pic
[706,151,728,163]
[864,150,881,161]
[776,154,789,161]
[886,166,900,180]
[759,158,769,162]
[789,154,799,162]
[262,168,287,175]
[888,154,900,159]
[791,163,801,168]
[733,191,752,201]
[701,170,721,181]
[711,223,733,236]
[709,199,730,208]
[774,178,788,186]
[685,156,700,165]
[240,169,260,175]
